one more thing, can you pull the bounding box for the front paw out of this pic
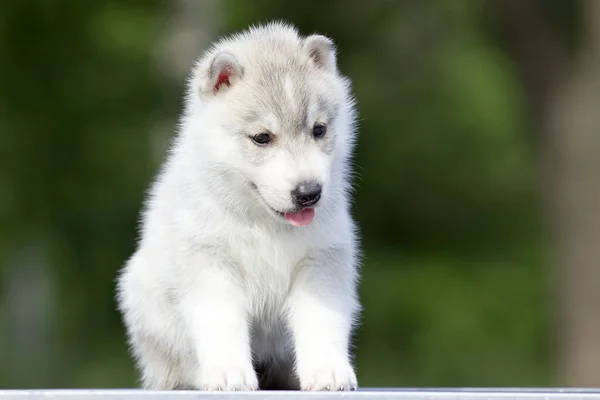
[297,359,358,391]
[195,363,259,391]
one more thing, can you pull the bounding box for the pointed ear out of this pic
[303,34,338,73]
[201,52,243,95]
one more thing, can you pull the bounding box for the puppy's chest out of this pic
[225,226,311,314]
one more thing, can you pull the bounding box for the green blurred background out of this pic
[2,0,600,390]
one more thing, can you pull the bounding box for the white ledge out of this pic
[2,389,600,400]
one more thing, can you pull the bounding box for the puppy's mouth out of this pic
[249,183,315,227]
[281,208,315,226]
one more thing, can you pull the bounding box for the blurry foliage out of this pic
[0,0,579,389]
[0,0,167,387]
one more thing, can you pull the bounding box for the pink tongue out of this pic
[284,208,315,226]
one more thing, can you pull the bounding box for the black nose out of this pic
[292,182,322,208]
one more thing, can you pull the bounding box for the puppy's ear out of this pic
[303,35,337,73]
[200,52,243,95]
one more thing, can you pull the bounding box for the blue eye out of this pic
[313,124,327,138]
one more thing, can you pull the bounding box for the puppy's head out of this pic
[188,23,356,226]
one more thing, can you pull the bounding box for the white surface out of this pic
[2,389,600,400]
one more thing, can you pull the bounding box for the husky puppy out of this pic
[117,22,361,391]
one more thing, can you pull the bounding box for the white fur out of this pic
[116,22,361,391]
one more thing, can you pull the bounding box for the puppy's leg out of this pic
[286,248,360,391]
[134,335,184,390]
[180,257,258,391]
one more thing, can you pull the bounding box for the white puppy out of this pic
[117,21,361,391]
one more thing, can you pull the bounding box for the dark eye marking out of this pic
[251,132,272,146]
[313,123,327,138]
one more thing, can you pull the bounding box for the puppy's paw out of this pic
[298,359,358,391]
[195,363,258,391]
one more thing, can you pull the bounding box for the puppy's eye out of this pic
[313,124,327,138]
[252,133,271,145]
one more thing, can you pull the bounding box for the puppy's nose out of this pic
[292,182,322,208]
